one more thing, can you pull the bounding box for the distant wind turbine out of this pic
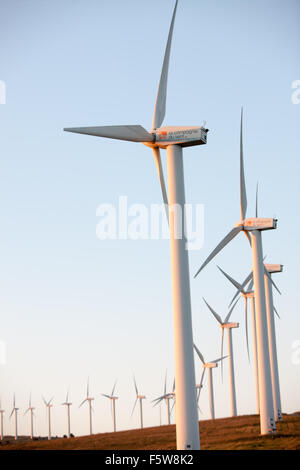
[62,389,72,438]
[203,298,239,417]
[102,381,118,432]
[42,396,54,440]
[9,394,18,440]
[0,400,5,440]
[79,379,94,435]
[131,376,146,429]
[24,393,35,440]
[152,371,175,425]
[64,0,208,449]
[194,344,227,420]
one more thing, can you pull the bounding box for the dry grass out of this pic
[1,413,300,450]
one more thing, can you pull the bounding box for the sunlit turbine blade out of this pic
[152,147,169,221]
[274,306,281,319]
[224,297,239,323]
[264,266,281,295]
[64,125,154,143]
[203,298,223,325]
[133,375,138,396]
[229,271,253,307]
[255,181,259,218]
[240,107,247,221]
[245,298,250,363]
[199,368,206,390]
[193,343,205,365]
[217,265,245,294]
[152,0,178,130]
[243,230,252,246]
[79,398,87,408]
[194,226,243,278]
[212,355,228,363]
[131,398,138,417]
[111,380,117,397]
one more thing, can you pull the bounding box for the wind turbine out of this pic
[64,0,207,449]
[131,376,146,429]
[193,344,227,420]
[24,393,35,440]
[264,263,283,422]
[217,266,260,414]
[0,400,4,440]
[79,379,94,435]
[202,299,239,417]
[102,381,118,432]
[152,372,175,425]
[222,263,283,420]
[62,389,72,438]
[194,109,277,435]
[9,394,18,440]
[42,396,54,440]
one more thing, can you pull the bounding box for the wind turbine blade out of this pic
[42,395,47,406]
[131,398,138,418]
[9,408,14,419]
[212,355,228,363]
[274,306,281,319]
[172,378,175,393]
[193,343,205,365]
[199,369,206,390]
[248,277,254,291]
[13,394,15,408]
[79,398,87,408]
[217,265,245,293]
[194,226,243,278]
[243,230,252,247]
[203,298,223,325]
[245,298,250,363]
[152,0,178,129]
[255,181,259,218]
[240,107,247,221]
[229,271,253,307]
[64,125,154,143]
[264,267,281,295]
[152,147,169,221]
[224,297,239,323]
[101,394,111,400]
[24,408,30,416]
[133,375,138,396]
[111,380,117,397]
[48,396,54,406]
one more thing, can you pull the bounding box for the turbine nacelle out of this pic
[234,218,277,231]
[204,362,218,369]
[222,322,239,329]
[147,126,209,149]
[264,264,283,274]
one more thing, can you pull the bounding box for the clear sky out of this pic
[0,0,299,438]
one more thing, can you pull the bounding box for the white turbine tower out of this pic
[62,390,72,438]
[64,0,207,449]
[9,394,18,440]
[202,298,239,417]
[194,109,277,435]
[79,379,94,435]
[42,396,53,440]
[131,376,146,429]
[264,263,283,422]
[0,400,5,440]
[102,381,118,433]
[24,393,35,440]
[193,344,227,420]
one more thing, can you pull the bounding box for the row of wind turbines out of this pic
[62,0,285,449]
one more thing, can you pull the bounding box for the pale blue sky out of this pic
[0,0,299,437]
